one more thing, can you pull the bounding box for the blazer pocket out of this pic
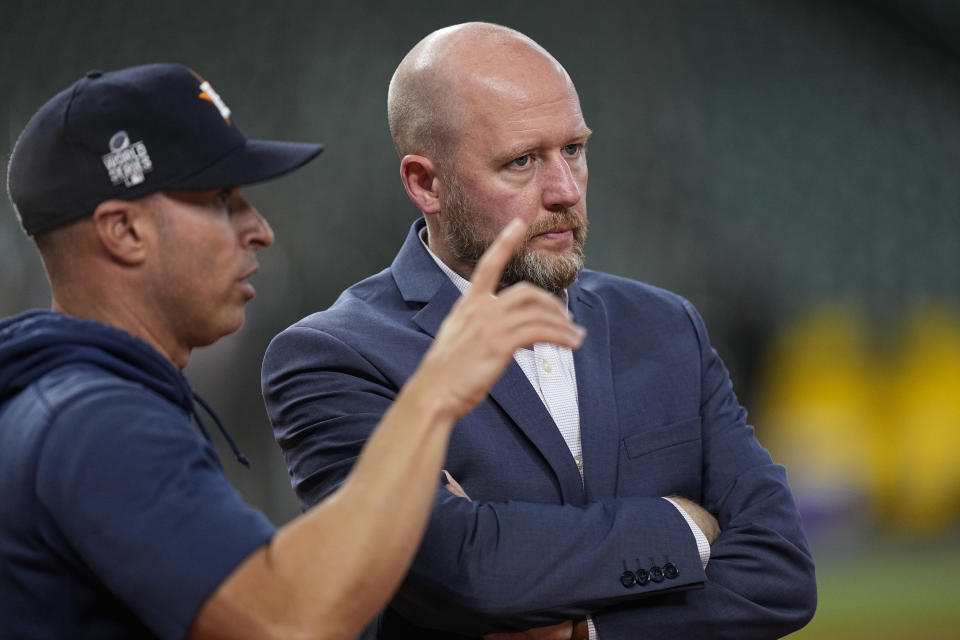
[622,416,702,460]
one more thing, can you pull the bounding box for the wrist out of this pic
[398,367,460,426]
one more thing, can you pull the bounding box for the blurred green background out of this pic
[3,1,959,636]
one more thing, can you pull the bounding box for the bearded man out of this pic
[262,22,815,640]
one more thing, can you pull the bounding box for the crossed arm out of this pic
[441,475,718,640]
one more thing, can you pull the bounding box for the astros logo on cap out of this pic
[197,78,232,125]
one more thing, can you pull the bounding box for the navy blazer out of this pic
[262,218,816,639]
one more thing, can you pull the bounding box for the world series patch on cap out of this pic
[6,63,323,236]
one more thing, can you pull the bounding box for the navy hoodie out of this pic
[0,310,274,639]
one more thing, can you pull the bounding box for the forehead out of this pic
[453,67,589,161]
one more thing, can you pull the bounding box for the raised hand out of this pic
[418,218,586,420]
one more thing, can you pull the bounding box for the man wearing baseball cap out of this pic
[0,64,584,639]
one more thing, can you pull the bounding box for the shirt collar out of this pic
[419,224,472,296]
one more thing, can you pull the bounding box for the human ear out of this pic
[91,199,151,265]
[399,155,442,215]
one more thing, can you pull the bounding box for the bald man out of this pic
[263,23,816,640]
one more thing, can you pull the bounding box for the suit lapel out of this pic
[487,364,587,504]
[410,282,587,506]
[570,281,621,500]
[397,219,586,504]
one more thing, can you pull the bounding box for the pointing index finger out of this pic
[469,218,526,295]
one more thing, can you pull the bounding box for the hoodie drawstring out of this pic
[191,392,250,468]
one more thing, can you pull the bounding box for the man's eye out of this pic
[563,143,582,156]
[512,155,531,168]
[216,189,232,207]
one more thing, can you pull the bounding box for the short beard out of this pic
[441,175,587,296]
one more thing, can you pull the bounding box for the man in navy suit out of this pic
[263,22,816,640]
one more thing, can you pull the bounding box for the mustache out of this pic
[525,209,585,241]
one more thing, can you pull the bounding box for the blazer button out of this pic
[620,571,636,588]
[663,562,679,579]
[649,566,664,583]
[635,568,650,586]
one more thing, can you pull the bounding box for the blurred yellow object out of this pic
[757,302,960,534]
[756,304,879,528]
[883,304,960,530]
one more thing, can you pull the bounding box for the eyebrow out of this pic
[495,127,594,165]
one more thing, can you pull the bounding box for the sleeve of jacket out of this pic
[590,300,817,640]
[262,323,710,636]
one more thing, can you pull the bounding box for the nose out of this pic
[247,208,275,250]
[235,198,275,250]
[541,154,582,212]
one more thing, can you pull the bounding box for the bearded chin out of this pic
[499,238,585,296]
[441,186,587,296]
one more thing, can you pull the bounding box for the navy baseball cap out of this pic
[7,63,323,235]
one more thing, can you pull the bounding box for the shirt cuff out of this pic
[587,614,598,640]
[663,497,711,569]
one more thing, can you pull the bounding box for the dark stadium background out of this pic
[3,2,959,636]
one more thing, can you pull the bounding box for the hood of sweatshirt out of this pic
[0,310,248,466]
